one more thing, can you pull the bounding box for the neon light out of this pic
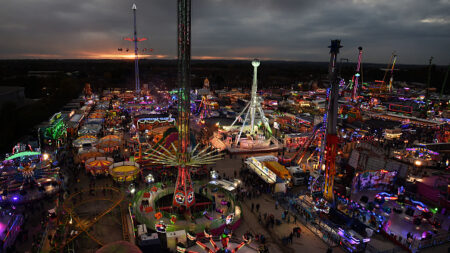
[405,148,439,156]
[5,151,41,161]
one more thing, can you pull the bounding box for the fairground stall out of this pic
[78,148,104,163]
[38,112,67,149]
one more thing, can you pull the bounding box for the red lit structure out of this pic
[323,40,342,202]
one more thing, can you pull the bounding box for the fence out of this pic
[132,180,242,235]
[280,193,450,253]
[278,195,340,247]
[410,232,450,252]
[365,244,403,253]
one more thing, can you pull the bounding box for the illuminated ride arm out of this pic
[195,241,214,253]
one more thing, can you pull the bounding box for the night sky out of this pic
[0,0,449,64]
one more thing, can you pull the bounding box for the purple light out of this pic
[12,196,18,201]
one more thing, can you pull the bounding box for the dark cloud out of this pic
[0,0,449,64]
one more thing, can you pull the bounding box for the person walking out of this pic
[256,203,260,213]
[251,203,254,212]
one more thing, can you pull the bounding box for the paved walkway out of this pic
[214,155,344,253]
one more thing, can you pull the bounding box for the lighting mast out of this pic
[352,47,363,101]
[440,65,450,100]
[323,40,342,203]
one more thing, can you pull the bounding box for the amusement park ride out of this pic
[370,52,398,94]
[197,79,213,122]
[118,4,153,92]
[214,59,282,153]
[280,41,343,203]
[146,0,222,211]
[321,40,342,202]
[229,59,272,146]
[176,229,252,253]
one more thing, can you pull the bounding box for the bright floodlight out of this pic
[146,173,155,184]
[210,170,218,179]
[414,160,422,166]
[42,153,49,160]
[252,59,260,67]
[129,183,136,194]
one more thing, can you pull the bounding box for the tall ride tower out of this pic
[146,0,221,212]
[124,4,147,92]
[230,59,272,146]
[174,0,194,209]
[323,40,342,202]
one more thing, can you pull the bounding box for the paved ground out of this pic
[213,153,344,253]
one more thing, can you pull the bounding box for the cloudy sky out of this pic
[0,0,449,64]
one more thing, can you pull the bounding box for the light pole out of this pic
[414,160,422,175]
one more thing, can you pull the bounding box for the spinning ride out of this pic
[97,135,122,153]
[85,157,114,175]
[133,0,235,237]
[177,229,253,253]
[0,152,60,203]
[145,0,222,211]
[220,60,280,153]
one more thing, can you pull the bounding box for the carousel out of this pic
[85,157,114,175]
[97,135,122,153]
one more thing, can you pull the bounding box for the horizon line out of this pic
[0,57,442,66]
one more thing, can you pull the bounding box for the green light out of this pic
[6,151,41,161]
